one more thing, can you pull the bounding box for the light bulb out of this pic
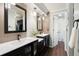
[8,3,11,9]
[42,16,45,21]
[38,18,41,21]
[33,11,37,16]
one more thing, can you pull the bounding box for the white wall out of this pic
[49,13,54,48]
[26,3,37,37]
[67,3,74,56]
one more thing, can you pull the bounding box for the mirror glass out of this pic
[4,3,26,33]
[37,16,43,31]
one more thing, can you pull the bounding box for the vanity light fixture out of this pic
[33,11,37,16]
[41,14,45,21]
[33,7,37,16]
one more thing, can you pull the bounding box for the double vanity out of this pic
[0,34,49,56]
[1,3,50,56]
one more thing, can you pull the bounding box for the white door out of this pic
[53,11,67,47]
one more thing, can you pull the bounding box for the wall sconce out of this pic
[42,16,45,21]
[33,11,37,16]
[38,17,41,21]
[32,7,37,16]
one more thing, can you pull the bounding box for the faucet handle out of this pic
[17,34,21,40]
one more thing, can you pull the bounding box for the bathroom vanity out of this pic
[0,34,50,56]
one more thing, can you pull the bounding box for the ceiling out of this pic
[44,3,67,12]
[34,3,49,15]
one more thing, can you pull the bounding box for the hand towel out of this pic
[68,27,77,48]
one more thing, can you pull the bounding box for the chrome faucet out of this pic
[17,34,21,40]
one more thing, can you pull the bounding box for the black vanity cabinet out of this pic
[31,40,38,56]
[44,35,50,48]
[2,40,38,56]
[36,34,50,55]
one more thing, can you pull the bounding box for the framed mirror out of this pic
[37,16,43,31]
[4,3,27,33]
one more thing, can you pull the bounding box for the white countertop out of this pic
[0,37,38,55]
[36,33,49,37]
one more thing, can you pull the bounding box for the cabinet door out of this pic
[38,40,45,55]
[24,44,32,56]
[45,35,49,47]
[32,40,38,56]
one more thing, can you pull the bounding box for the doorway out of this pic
[53,10,67,47]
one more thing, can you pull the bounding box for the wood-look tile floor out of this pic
[45,41,67,56]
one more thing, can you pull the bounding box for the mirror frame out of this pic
[4,3,27,33]
[37,16,43,31]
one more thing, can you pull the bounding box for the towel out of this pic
[68,27,77,48]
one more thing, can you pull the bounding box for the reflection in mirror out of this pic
[37,16,43,31]
[4,3,26,33]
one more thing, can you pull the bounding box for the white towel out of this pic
[68,27,77,48]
